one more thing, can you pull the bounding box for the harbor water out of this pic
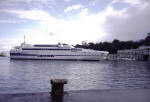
[0,57,150,94]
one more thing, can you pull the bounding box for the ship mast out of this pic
[24,35,26,44]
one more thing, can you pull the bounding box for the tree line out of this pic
[75,33,150,54]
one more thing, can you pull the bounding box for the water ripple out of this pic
[0,57,150,94]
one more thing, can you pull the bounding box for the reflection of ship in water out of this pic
[0,52,6,57]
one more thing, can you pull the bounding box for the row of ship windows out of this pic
[10,53,98,56]
[38,55,55,57]
[22,48,82,51]
[10,53,54,57]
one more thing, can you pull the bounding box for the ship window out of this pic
[22,48,71,50]
[38,55,55,57]
[34,45,58,47]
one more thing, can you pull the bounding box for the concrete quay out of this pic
[0,89,150,102]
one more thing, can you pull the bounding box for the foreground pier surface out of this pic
[0,89,150,102]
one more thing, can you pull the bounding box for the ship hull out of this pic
[10,51,106,61]
[10,54,103,61]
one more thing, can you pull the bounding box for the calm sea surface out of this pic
[0,57,150,94]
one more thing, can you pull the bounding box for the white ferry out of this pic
[10,42,109,61]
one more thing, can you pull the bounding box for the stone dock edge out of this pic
[0,88,150,102]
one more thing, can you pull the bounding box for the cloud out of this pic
[112,0,148,5]
[0,0,56,11]
[102,0,150,41]
[7,0,149,44]
[90,0,98,6]
[0,0,149,51]
[0,38,22,51]
[8,10,54,21]
[0,20,26,23]
[123,0,142,5]
[7,8,108,44]
[64,0,71,2]
[64,4,83,13]
[78,8,88,17]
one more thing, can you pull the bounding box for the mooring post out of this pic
[50,79,68,96]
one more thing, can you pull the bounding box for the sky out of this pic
[0,0,150,51]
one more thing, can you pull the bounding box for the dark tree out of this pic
[144,32,150,45]
[75,32,150,54]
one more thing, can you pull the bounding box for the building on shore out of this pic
[117,46,150,61]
